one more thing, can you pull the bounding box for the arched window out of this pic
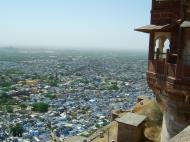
[155,38,160,52]
[163,39,170,53]
[154,32,171,60]
[162,39,170,59]
[154,38,160,59]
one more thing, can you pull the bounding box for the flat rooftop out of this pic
[116,112,147,127]
[65,136,86,142]
[169,125,190,142]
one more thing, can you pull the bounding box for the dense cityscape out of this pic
[0,48,153,141]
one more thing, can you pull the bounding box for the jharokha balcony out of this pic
[134,0,190,93]
[147,50,190,90]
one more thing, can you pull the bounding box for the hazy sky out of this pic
[0,0,151,50]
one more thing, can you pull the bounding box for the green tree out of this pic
[0,92,17,106]
[10,124,24,137]
[0,91,7,97]
[1,87,11,92]
[20,103,27,109]
[32,102,49,113]
[44,94,56,100]
[6,105,13,113]
[47,79,58,87]
[1,80,12,87]
[108,84,119,90]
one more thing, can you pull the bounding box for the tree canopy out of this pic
[32,102,49,113]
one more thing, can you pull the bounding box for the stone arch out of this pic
[163,38,170,53]
[162,38,170,60]
[154,38,160,59]
[154,32,171,59]
[154,38,160,52]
